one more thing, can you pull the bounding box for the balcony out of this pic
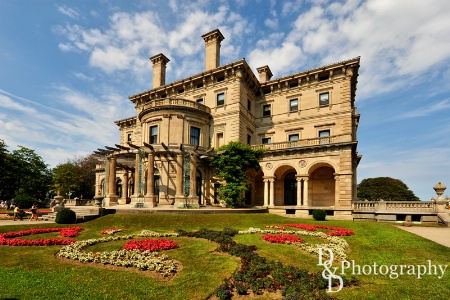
[140,98,211,114]
[251,134,352,151]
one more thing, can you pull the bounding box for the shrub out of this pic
[312,209,326,221]
[13,195,36,210]
[55,208,77,224]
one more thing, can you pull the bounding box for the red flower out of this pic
[284,224,355,236]
[0,226,82,246]
[262,234,303,244]
[122,239,178,252]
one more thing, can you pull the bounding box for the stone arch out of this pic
[307,162,336,207]
[273,164,298,206]
[116,178,123,198]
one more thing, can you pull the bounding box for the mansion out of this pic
[95,29,361,220]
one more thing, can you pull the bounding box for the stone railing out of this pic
[353,201,436,212]
[251,134,351,151]
[141,98,211,114]
[64,198,96,206]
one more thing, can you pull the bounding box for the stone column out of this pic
[190,154,200,205]
[269,179,275,207]
[263,178,269,207]
[205,166,211,205]
[174,152,184,206]
[303,177,309,206]
[105,155,119,206]
[145,152,156,207]
[119,170,129,204]
[132,152,140,198]
[296,176,302,206]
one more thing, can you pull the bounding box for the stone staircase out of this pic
[437,212,450,227]
[40,206,101,222]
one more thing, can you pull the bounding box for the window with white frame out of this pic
[190,127,200,145]
[216,93,225,106]
[288,134,299,141]
[319,92,329,106]
[289,99,298,111]
[262,137,271,144]
[149,126,158,144]
[318,129,330,144]
[263,104,271,116]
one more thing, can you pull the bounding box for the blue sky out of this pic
[1,0,449,200]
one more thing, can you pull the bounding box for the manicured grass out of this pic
[0,214,449,299]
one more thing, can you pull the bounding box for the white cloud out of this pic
[56,5,80,19]
[396,99,450,119]
[0,94,36,114]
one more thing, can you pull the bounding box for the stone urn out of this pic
[94,195,104,207]
[433,182,447,212]
[51,195,65,212]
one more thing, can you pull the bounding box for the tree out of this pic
[51,154,98,199]
[357,177,419,201]
[10,146,52,200]
[52,163,79,198]
[209,141,264,207]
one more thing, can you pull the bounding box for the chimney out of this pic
[202,29,225,71]
[256,65,273,83]
[150,53,170,89]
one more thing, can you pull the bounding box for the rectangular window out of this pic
[127,133,132,142]
[247,100,251,111]
[319,92,329,106]
[263,104,271,116]
[289,99,298,111]
[319,129,330,144]
[217,93,225,106]
[190,127,200,145]
[288,134,299,141]
[150,126,158,144]
[217,133,224,147]
[196,98,204,105]
[262,137,271,144]
[247,134,251,145]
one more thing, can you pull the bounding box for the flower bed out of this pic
[262,234,302,244]
[101,228,124,235]
[284,223,355,236]
[58,229,179,277]
[122,238,178,252]
[0,227,82,246]
[239,226,350,260]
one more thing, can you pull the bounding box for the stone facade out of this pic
[94,29,361,219]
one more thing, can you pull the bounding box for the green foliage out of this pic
[312,209,327,221]
[55,208,77,224]
[357,177,419,201]
[51,154,97,199]
[14,195,36,210]
[210,141,264,207]
[0,140,51,200]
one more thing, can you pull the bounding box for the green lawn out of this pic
[0,214,448,300]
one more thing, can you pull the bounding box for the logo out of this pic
[317,247,343,292]
[318,247,448,293]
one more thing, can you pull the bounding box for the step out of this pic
[437,213,450,227]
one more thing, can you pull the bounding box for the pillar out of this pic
[303,178,309,206]
[269,179,275,207]
[174,152,184,206]
[104,155,119,206]
[119,170,129,204]
[263,178,269,207]
[296,176,302,206]
[145,152,156,207]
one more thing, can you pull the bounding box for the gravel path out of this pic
[397,226,450,248]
